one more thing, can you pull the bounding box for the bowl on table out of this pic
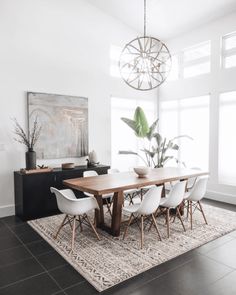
[133,166,150,178]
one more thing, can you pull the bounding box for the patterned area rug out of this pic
[28,204,236,292]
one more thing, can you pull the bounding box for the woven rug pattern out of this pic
[28,204,236,292]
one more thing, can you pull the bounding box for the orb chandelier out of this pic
[119,0,172,91]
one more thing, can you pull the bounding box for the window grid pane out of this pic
[222,32,236,69]
[183,42,211,63]
[182,41,211,78]
[159,95,209,170]
[219,91,236,185]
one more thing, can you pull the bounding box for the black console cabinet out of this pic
[14,165,110,221]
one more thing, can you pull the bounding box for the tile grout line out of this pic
[200,251,236,270]
[3,221,67,295]
[117,255,198,295]
[61,280,86,294]
[196,234,236,254]
[0,271,47,290]
[204,268,236,290]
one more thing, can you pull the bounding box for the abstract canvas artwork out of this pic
[28,92,88,159]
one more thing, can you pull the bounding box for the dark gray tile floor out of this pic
[0,199,235,295]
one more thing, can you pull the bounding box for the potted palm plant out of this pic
[119,106,192,168]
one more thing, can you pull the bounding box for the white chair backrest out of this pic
[164,181,187,208]
[50,187,98,215]
[108,168,120,174]
[83,170,98,177]
[137,186,163,215]
[188,176,209,201]
[187,167,201,189]
[50,187,77,214]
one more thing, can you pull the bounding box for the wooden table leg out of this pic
[111,191,124,237]
[94,194,104,227]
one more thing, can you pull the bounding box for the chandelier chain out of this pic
[144,0,146,37]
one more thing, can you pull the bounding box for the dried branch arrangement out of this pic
[12,117,42,150]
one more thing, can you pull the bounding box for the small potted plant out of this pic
[13,117,42,170]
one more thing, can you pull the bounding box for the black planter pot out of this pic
[25,149,36,170]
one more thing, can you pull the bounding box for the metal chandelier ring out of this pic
[119,36,172,91]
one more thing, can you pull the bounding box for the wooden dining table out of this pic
[63,167,209,237]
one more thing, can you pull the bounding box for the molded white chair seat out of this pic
[184,176,209,229]
[184,191,191,200]
[123,204,140,214]
[154,181,187,238]
[83,170,113,216]
[186,167,201,191]
[107,168,140,205]
[164,181,179,192]
[159,197,168,206]
[123,186,163,249]
[50,187,100,251]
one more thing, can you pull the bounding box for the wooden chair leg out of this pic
[86,214,101,241]
[141,215,144,249]
[71,216,76,251]
[187,200,190,219]
[198,201,208,225]
[166,208,170,238]
[177,207,186,232]
[67,217,73,230]
[55,214,68,239]
[78,215,83,232]
[151,214,162,241]
[190,201,193,230]
[123,214,133,240]
[105,198,112,217]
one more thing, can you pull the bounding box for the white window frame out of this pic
[221,31,236,69]
[181,41,211,79]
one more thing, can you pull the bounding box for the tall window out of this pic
[222,31,236,69]
[219,91,236,185]
[183,41,211,78]
[159,95,210,170]
[111,97,156,171]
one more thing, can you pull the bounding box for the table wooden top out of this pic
[63,167,209,195]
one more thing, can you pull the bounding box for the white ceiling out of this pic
[87,0,236,39]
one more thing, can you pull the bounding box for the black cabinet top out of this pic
[14,164,110,176]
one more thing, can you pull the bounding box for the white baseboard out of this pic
[0,205,15,218]
[205,190,236,206]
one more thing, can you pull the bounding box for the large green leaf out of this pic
[121,118,138,134]
[133,106,149,138]
[146,119,159,140]
[153,133,162,147]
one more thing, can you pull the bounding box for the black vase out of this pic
[25,149,36,170]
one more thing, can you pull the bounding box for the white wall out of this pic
[0,0,157,217]
[159,11,236,205]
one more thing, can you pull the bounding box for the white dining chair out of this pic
[165,168,201,193]
[164,180,179,193]
[83,170,113,216]
[155,181,187,238]
[107,168,140,205]
[123,186,163,249]
[184,176,209,229]
[50,187,100,251]
[186,167,201,191]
